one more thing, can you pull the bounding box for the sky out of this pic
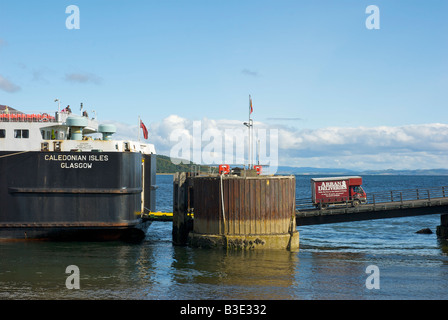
[0,0,447,170]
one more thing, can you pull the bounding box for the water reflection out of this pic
[0,241,154,299]
[0,238,303,300]
[438,239,448,256]
[170,248,300,300]
[2,233,448,300]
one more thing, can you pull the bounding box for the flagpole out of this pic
[248,95,251,169]
[251,101,254,169]
[244,95,253,170]
[138,115,141,142]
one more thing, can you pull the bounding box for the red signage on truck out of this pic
[311,176,367,208]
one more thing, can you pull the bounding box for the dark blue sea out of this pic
[1,174,448,300]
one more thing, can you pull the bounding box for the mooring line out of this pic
[0,151,31,158]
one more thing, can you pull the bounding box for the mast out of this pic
[249,95,251,169]
[244,95,254,169]
[243,95,253,169]
[249,95,254,169]
[138,115,141,142]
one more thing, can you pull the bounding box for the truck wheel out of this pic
[352,200,360,207]
[317,204,327,210]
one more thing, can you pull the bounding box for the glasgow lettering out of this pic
[61,162,93,169]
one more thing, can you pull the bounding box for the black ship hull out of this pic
[0,151,157,241]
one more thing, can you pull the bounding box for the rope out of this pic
[0,151,31,158]
[220,173,227,235]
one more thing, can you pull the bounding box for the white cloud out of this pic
[241,69,260,77]
[0,75,20,93]
[65,73,102,85]
[279,124,448,156]
[101,115,448,171]
[277,123,448,170]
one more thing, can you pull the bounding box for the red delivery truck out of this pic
[311,176,367,208]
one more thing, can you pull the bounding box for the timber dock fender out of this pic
[173,172,299,250]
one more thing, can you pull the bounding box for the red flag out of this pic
[140,120,148,140]
[249,96,253,114]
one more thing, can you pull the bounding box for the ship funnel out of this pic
[98,124,116,141]
[66,116,88,140]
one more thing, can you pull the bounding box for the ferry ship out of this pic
[0,104,157,241]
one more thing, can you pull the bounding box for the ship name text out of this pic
[44,154,109,169]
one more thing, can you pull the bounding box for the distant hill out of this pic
[0,105,20,113]
[156,158,448,176]
[276,166,357,176]
[276,166,448,176]
[156,154,217,174]
[360,168,448,176]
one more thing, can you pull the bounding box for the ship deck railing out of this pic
[0,111,57,123]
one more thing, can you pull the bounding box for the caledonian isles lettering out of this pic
[44,154,109,169]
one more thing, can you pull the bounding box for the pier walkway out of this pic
[296,186,448,226]
[148,185,448,229]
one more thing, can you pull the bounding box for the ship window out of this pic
[41,142,49,151]
[124,142,130,152]
[14,129,29,139]
[0,129,5,138]
[41,130,45,139]
[53,141,61,151]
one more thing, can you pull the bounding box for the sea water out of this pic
[1,174,448,300]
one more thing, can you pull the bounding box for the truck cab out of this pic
[350,185,367,206]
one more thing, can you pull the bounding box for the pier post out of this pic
[172,172,193,245]
[436,214,448,239]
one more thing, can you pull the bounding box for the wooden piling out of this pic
[187,175,299,250]
[172,172,193,245]
[437,214,448,239]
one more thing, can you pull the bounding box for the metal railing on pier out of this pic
[296,186,448,211]
[295,198,315,210]
[368,186,448,205]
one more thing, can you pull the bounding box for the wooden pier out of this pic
[295,186,448,238]
[155,181,448,241]
[296,197,448,225]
